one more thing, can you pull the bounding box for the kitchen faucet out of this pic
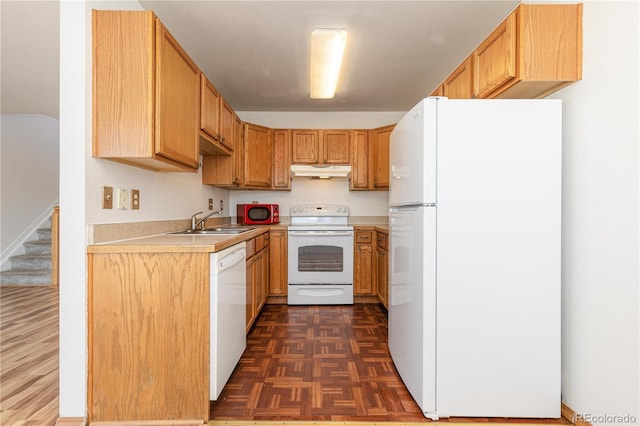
[191,210,223,230]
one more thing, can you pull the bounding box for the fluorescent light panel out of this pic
[310,28,347,99]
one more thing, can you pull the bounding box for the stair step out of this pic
[0,269,51,285]
[36,227,52,240]
[9,254,51,270]
[24,239,52,255]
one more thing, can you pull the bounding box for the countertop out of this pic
[87,222,388,254]
[87,226,276,254]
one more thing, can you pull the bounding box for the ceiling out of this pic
[1,1,521,118]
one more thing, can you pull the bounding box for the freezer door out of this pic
[388,205,436,414]
[389,98,437,206]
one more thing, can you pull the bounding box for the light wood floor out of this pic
[0,285,59,426]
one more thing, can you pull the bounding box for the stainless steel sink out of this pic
[170,226,254,235]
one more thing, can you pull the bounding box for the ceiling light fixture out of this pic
[310,28,348,99]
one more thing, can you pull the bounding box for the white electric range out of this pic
[287,204,354,305]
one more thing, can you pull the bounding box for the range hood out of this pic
[290,164,351,179]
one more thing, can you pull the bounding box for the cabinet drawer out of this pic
[376,232,388,250]
[355,231,373,244]
[246,238,256,258]
[255,233,266,251]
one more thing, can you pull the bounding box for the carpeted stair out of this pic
[1,222,52,285]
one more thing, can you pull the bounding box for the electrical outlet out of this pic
[102,186,113,209]
[117,188,129,210]
[131,189,140,210]
[208,198,214,210]
[219,200,224,211]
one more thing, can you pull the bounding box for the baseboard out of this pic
[562,402,593,426]
[56,417,86,426]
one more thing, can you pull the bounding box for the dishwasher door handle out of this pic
[216,248,246,273]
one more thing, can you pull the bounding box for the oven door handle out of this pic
[288,231,354,237]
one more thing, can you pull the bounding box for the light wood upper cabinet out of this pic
[291,130,320,164]
[199,74,232,156]
[474,12,516,99]
[371,124,394,190]
[292,129,350,165]
[429,3,582,100]
[243,123,273,188]
[350,130,369,190]
[202,114,244,187]
[322,130,351,164]
[219,97,235,151]
[93,10,199,172]
[272,129,292,190]
[443,55,475,99]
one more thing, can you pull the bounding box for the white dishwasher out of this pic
[210,242,246,400]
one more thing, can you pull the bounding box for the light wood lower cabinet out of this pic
[354,230,374,295]
[268,229,288,295]
[88,252,209,424]
[246,232,269,332]
[376,231,389,309]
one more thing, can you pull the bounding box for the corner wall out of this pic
[549,1,639,420]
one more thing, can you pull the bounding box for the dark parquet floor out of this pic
[210,303,430,422]
[210,304,570,424]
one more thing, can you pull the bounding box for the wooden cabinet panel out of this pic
[89,252,209,422]
[376,231,389,309]
[350,130,369,190]
[354,230,374,295]
[219,97,235,151]
[430,84,444,97]
[93,10,199,172]
[292,130,320,164]
[268,229,288,295]
[202,114,242,187]
[443,55,475,99]
[371,125,394,190]
[474,13,516,99]
[244,123,273,188]
[246,232,270,332]
[199,74,232,156]
[322,130,351,164]
[245,255,256,333]
[273,129,292,190]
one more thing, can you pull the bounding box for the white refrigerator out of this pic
[388,97,561,419]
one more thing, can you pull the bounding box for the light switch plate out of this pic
[131,189,140,210]
[117,188,129,210]
[102,186,113,209]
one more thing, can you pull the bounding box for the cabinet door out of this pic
[443,55,475,99]
[268,230,288,295]
[244,123,273,188]
[219,97,235,152]
[354,230,374,295]
[200,74,220,142]
[233,115,244,185]
[430,84,444,97]
[246,256,256,333]
[322,130,351,164]
[350,130,369,190]
[474,12,516,99]
[376,246,388,309]
[292,130,320,164]
[371,125,394,190]
[273,129,292,190]
[155,20,200,169]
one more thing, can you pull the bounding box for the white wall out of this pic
[548,1,639,422]
[0,114,59,266]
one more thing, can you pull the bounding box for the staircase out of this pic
[1,220,53,285]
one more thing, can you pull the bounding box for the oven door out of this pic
[287,229,354,285]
